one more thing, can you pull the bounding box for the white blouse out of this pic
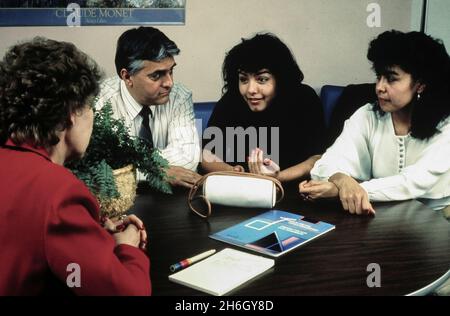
[311,104,450,210]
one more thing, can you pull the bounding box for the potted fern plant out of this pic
[67,101,172,218]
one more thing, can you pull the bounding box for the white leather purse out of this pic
[188,171,284,218]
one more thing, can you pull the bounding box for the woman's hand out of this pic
[201,149,244,173]
[248,148,280,178]
[102,215,148,250]
[329,173,376,216]
[231,164,245,172]
[298,180,339,200]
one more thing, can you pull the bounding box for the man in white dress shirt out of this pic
[95,26,201,188]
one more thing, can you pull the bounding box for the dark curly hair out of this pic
[222,33,304,103]
[367,30,450,139]
[0,37,102,147]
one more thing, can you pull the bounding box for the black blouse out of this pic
[203,84,326,171]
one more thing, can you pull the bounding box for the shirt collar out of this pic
[3,139,51,161]
[120,80,153,120]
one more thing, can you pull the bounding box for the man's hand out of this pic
[329,173,376,216]
[166,165,202,188]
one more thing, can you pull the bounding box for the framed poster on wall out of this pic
[0,0,185,26]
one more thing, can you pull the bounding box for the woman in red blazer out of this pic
[0,37,151,295]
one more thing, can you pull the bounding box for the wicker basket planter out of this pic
[67,103,171,215]
[98,164,136,218]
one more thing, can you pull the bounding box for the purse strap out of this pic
[188,171,285,219]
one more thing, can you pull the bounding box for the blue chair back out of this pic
[320,85,344,127]
[193,102,215,137]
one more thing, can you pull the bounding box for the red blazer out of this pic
[0,140,151,295]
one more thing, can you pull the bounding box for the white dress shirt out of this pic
[95,76,200,180]
[311,104,450,210]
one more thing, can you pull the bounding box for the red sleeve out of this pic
[44,182,151,296]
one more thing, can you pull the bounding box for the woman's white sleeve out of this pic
[360,129,450,201]
[311,105,373,181]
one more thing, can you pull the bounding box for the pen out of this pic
[170,249,216,273]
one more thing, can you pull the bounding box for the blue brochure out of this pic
[210,210,335,257]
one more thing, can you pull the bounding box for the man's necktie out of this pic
[138,106,154,149]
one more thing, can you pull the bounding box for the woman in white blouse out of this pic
[300,30,450,215]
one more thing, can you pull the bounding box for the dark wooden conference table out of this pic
[130,186,450,296]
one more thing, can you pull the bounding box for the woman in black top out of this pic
[201,33,325,182]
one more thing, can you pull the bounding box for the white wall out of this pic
[410,0,424,31]
[0,0,414,101]
[425,0,450,53]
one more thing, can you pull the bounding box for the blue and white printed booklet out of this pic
[210,210,335,257]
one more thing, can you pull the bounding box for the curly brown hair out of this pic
[0,37,102,147]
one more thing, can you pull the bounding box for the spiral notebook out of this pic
[168,248,274,296]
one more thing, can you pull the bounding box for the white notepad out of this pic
[168,248,274,296]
